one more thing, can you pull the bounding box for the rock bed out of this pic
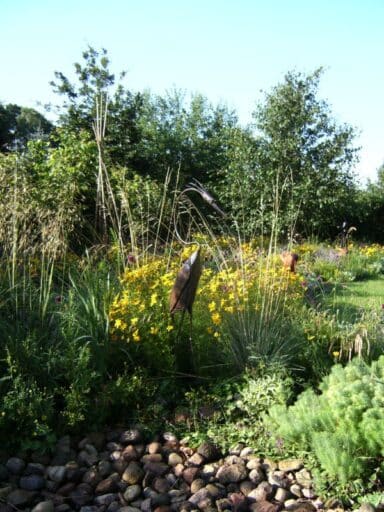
[0,429,367,512]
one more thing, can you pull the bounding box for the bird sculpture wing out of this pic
[170,249,202,315]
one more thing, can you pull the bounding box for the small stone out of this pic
[188,488,212,506]
[284,499,299,510]
[7,489,36,507]
[274,487,289,502]
[120,507,141,512]
[65,461,83,483]
[107,502,121,512]
[268,470,289,488]
[55,504,73,512]
[261,459,277,473]
[249,467,265,485]
[302,487,316,499]
[120,429,143,445]
[200,463,218,479]
[205,483,223,499]
[94,493,117,506]
[248,481,273,502]
[359,504,377,512]
[295,468,312,489]
[249,500,279,512]
[140,497,152,512]
[143,461,169,476]
[57,482,76,496]
[147,442,162,454]
[79,507,98,512]
[182,467,200,484]
[79,445,98,467]
[113,457,128,473]
[197,441,222,462]
[216,497,232,511]
[123,484,142,502]
[47,465,67,483]
[186,452,205,467]
[240,447,254,458]
[5,457,25,475]
[122,461,144,484]
[153,477,170,493]
[190,478,205,493]
[229,492,248,511]
[69,483,93,507]
[141,453,163,463]
[122,445,139,462]
[95,475,119,494]
[25,463,45,475]
[216,463,247,484]
[240,480,255,496]
[0,485,12,499]
[31,500,54,512]
[98,460,112,477]
[19,474,46,491]
[289,484,302,498]
[162,432,178,442]
[168,452,183,466]
[278,459,304,472]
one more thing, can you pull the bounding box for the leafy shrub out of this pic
[177,368,294,452]
[267,356,384,496]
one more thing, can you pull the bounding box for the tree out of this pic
[250,69,359,238]
[50,47,240,185]
[0,103,53,152]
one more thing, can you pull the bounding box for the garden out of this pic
[1,47,384,510]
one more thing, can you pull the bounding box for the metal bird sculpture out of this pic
[169,248,202,316]
[169,180,225,326]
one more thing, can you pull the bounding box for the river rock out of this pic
[122,461,144,484]
[216,463,248,484]
[7,489,36,507]
[19,474,46,491]
[31,500,54,512]
[6,457,25,475]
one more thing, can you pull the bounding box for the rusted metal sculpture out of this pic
[280,251,299,272]
[169,180,225,336]
[169,248,202,316]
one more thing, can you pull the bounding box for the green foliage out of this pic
[0,102,53,152]
[254,69,358,238]
[267,356,384,496]
[178,368,293,452]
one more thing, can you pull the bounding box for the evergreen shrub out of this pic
[267,356,384,490]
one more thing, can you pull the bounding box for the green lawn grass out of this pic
[324,277,384,322]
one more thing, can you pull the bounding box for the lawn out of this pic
[324,277,384,322]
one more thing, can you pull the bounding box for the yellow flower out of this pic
[132,329,141,342]
[211,312,221,325]
[213,331,220,338]
[166,325,174,332]
[150,326,159,335]
[114,319,123,329]
[208,301,216,312]
[150,293,158,306]
[224,305,234,314]
[333,351,340,358]
[131,317,139,326]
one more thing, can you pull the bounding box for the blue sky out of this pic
[1,0,383,183]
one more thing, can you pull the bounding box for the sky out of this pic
[1,0,383,184]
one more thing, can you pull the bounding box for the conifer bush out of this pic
[267,356,384,491]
